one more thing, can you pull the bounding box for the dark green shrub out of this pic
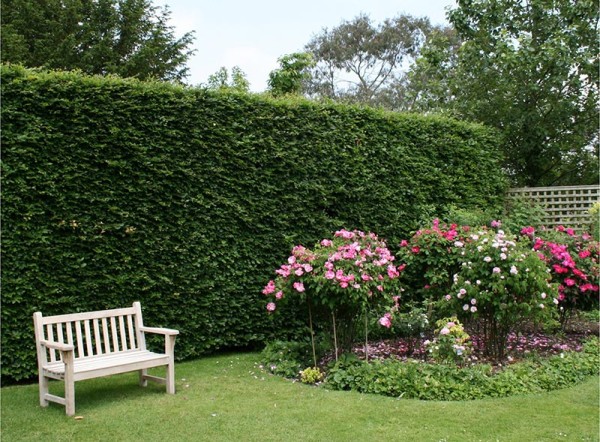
[1,65,507,382]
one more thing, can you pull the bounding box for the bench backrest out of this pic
[33,302,147,363]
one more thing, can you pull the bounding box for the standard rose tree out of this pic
[262,229,405,361]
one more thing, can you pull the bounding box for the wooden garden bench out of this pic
[33,301,179,416]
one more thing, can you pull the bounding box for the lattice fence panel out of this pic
[508,185,599,231]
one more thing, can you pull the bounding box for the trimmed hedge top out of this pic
[1,65,507,382]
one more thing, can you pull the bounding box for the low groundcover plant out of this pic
[324,338,599,401]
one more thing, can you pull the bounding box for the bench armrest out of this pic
[40,340,75,352]
[140,326,179,336]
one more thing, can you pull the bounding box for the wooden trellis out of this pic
[507,185,599,231]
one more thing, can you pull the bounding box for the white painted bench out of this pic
[33,301,179,416]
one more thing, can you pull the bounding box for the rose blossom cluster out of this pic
[262,229,405,326]
[400,219,462,248]
[524,226,599,312]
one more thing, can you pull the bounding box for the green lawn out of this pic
[2,352,598,441]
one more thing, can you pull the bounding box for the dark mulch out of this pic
[322,316,598,369]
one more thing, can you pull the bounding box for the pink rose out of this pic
[276,265,291,278]
[387,264,400,279]
[262,280,276,295]
[378,314,392,328]
[266,302,276,312]
[552,265,569,274]
[579,250,591,259]
[293,282,305,292]
[520,226,535,236]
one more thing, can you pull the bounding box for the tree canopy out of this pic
[303,13,440,109]
[408,0,599,186]
[267,52,314,97]
[1,0,195,82]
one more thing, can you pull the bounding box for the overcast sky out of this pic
[161,0,456,91]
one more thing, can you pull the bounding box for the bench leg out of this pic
[65,379,75,416]
[139,369,148,387]
[165,335,176,394]
[63,352,75,416]
[166,361,175,394]
[38,373,49,407]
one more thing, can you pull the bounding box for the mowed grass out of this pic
[2,352,598,442]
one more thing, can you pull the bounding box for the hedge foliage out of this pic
[0,65,507,382]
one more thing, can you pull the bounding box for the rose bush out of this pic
[397,219,468,306]
[521,226,599,325]
[262,229,406,357]
[443,227,558,360]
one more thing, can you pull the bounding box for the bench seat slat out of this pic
[43,350,170,380]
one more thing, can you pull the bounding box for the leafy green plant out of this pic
[425,317,472,365]
[300,366,324,384]
[260,340,314,379]
[502,195,547,235]
[444,205,499,228]
[325,338,599,400]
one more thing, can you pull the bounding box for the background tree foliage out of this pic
[1,0,195,82]
[267,52,314,97]
[407,0,599,186]
[304,13,443,109]
[205,66,250,92]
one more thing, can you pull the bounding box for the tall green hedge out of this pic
[0,65,507,382]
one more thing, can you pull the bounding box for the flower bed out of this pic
[260,222,599,400]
